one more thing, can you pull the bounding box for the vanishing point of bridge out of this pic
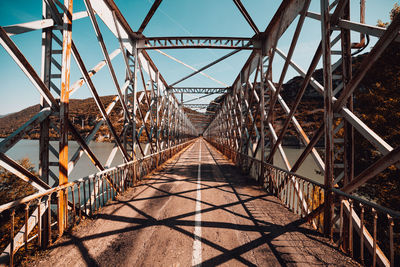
[0,0,399,266]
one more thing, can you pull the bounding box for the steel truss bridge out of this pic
[0,0,399,266]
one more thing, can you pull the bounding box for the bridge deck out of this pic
[32,139,356,266]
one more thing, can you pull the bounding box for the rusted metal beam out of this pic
[58,0,74,235]
[334,13,400,112]
[69,49,121,96]
[169,87,230,94]
[276,47,399,171]
[205,0,308,137]
[3,19,54,36]
[342,146,400,194]
[170,49,240,87]
[155,49,227,87]
[266,80,325,173]
[68,93,120,173]
[268,0,348,166]
[259,0,308,56]
[84,0,132,128]
[0,153,50,191]
[184,104,219,109]
[39,1,53,248]
[0,26,58,110]
[259,55,265,184]
[306,12,400,43]
[71,43,132,162]
[137,58,157,154]
[266,0,311,128]
[142,36,254,50]
[0,108,51,154]
[267,42,322,163]
[111,11,133,82]
[274,0,347,174]
[2,11,88,37]
[137,0,162,34]
[341,0,354,189]
[232,0,260,35]
[43,1,138,176]
[321,0,334,236]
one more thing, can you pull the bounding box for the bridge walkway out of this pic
[31,139,356,266]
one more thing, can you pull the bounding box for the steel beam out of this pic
[184,103,219,109]
[0,153,50,192]
[3,11,88,36]
[0,108,51,154]
[334,13,400,112]
[142,37,254,50]
[0,26,58,110]
[169,87,230,94]
[58,0,73,235]
[170,49,240,87]
[70,43,132,162]
[342,146,400,194]
[267,0,311,126]
[232,0,260,34]
[306,12,400,43]
[321,0,334,236]
[84,0,132,128]
[137,0,162,34]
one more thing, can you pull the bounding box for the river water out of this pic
[264,147,324,184]
[3,139,124,185]
[2,139,324,184]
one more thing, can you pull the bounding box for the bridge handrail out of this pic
[210,141,400,218]
[0,139,195,213]
[208,139,397,266]
[0,139,196,265]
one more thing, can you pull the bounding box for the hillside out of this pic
[0,95,123,141]
[0,93,208,142]
[275,42,400,209]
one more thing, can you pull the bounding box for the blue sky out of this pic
[0,0,398,115]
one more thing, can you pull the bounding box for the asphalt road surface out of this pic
[32,138,356,266]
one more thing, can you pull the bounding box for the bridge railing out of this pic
[0,139,195,266]
[208,139,399,267]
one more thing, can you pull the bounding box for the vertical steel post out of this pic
[320,0,334,235]
[133,46,138,158]
[341,0,353,251]
[39,1,52,186]
[156,71,160,150]
[266,51,274,166]
[342,0,354,186]
[239,71,245,170]
[166,91,171,148]
[123,69,128,154]
[260,53,265,186]
[58,0,73,235]
[39,0,52,248]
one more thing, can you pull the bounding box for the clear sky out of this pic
[0,0,398,115]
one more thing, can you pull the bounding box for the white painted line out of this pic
[192,141,202,266]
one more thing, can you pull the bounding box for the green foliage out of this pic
[377,3,400,27]
[0,158,38,260]
[390,3,400,22]
[353,3,400,210]
[0,158,37,205]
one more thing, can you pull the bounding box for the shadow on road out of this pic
[47,141,347,266]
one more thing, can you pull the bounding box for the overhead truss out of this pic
[169,87,230,94]
[140,36,256,50]
[1,0,400,266]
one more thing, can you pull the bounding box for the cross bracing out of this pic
[0,0,399,266]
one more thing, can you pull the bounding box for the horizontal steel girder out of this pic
[184,103,220,109]
[139,37,257,49]
[169,87,230,94]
